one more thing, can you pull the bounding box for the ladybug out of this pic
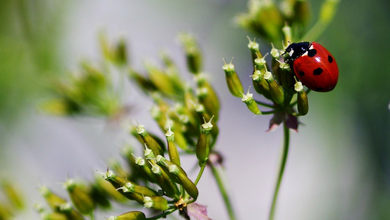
[284,42,339,92]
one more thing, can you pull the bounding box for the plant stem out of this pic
[269,121,290,220]
[194,163,207,185]
[254,99,275,108]
[210,163,236,220]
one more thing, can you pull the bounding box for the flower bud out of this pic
[40,212,68,220]
[114,38,127,65]
[264,71,284,104]
[89,185,111,209]
[165,127,181,166]
[282,25,292,46]
[168,164,199,200]
[39,186,67,212]
[295,82,309,115]
[194,103,212,123]
[242,87,262,115]
[144,61,176,97]
[252,70,272,100]
[108,158,129,179]
[293,0,310,26]
[222,59,244,98]
[1,180,24,210]
[178,33,203,74]
[63,179,94,215]
[136,124,164,156]
[196,86,219,122]
[108,211,146,220]
[59,203,84,220]
[128,68,156,93]
[119,181,159,198]
[143,196,169,211]
[247,37,261,68]
[196,117,214,166]
[195,75,220,120]
[254,54,268,71]
[150,163,180,199]
[134,156,158,183]
[94,174,127,203]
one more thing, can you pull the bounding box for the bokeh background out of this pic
[0,0,389,219]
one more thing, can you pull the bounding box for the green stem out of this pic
[210,163,236,220]
[147,208,177,220]
[90,212,95,220]
[254,99,275,108]
[194,163,207,185]
[269,121,290,220]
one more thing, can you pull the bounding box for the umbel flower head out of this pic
[223,23,338,131]
[37,33,216,220]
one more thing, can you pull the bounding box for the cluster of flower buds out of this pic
[37,33,217,219]
[223,26,312,131]
[0,180,24,219]
[236,0,339,44]
[236,0,310,43]
[40,61,124,118]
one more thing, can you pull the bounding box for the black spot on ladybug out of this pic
[328,55,333,63]
[299,71,305,76]
[308,49,317,57]
[315,87,323,91]
[313,68,323,75]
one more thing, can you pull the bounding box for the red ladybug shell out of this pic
[286,42,339,92]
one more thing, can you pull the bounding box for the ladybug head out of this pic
[283,42,312,65]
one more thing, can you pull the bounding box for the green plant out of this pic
[32,0,340,219]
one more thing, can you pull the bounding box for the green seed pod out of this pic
[0,204,13,219]
[254,55,268,71]
[150,163,180,199]
[63,179,94,215]
[222,59,244,98]
[41,212,68,220]
[59,203,84,220]
[295,82,309,115]
[242,88,262,115]
[165,128,181,166]
[128,68,157,93]
[144,61,176,97]
[264,71,284,104]
[39,186,67,212]
[293,0,310,26]
[143,196,169,211]
[108,158,129,179]
[114,38,127,65]
[195,75,220,120]
[196,117,213,166]
[1,180,24,210]
[108,211,146,220]
[252,70,272,100]
[103,170,126,189]
[95,173,127,203]
[89,185,111,209]
[134,155,158,183]
[194,103,212,123]
[247,37,261,68]
[282,25,292,46]
[197,86,219,122]
[168,164,199,200]
[178,33,202,74]
[136,124,164,156]
[119,181,159,197]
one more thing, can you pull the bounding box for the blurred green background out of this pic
[0,0,389,219]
